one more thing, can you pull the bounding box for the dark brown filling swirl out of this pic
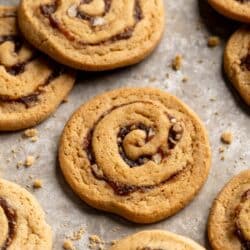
[241,54,250,71]
[40,0,143,46]
[0,35,22,52]
[235,190,250,250]
[236,229,250,250]
[83,102,184,196]
[77,0,112,23]
[0,35,66,108]
[0,197,17,250]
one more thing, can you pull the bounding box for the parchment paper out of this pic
[0,0,249,249]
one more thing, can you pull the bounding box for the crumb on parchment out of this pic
[24,156,35,167]
[23,129,39,142]
[16,161,23,168]
[33,179,43,189]
[67,227,85,241]
[23,128,38,138]
[88,235,104,250]
[221,131,233,144]
[63,239,75,250]
[182,77,188,83]
[172,54,183,71]
[207,36,221,47]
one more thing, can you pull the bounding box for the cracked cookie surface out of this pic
[18,0,164,71]
[208,170,250,250]
[208,0,250,23]
[224,27,250,105]
[0,178,52,250]
[110,230,205,250]
[0,6,75,131]
[59,88,211,223]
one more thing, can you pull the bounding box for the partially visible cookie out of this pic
[208,0,250,23]
[59,87,211,223]
[110,230,205,250]
[18,0,165,71]
[0,6,75,131]
[224,27,250,105]
[208,170,250,250]
[0,178,52,249]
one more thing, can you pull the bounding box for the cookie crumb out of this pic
[16,161,23,169]
[111,240,117,245]
[182,77,188,83]
[23,128,38,137]
[207,36,221,47]
[89,235,104,249]
[31,136,38,142]
[219,147,225,153]
[66,227,85,241]
[24,156,35,167]
[172,55,183,71]
[63,239,75,250]
[221,132,233,144]
[33,179,43,189]
[89,235,102,244]
[23,129,39,142]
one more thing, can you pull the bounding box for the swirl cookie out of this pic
[224,27,250,105]
[59,88,211,223]
[110,230,205,250]
[208,170,250,250]
[18,0,165,71]
[0,6,75,131]
[208,0,250,23]
[0,178,52,249]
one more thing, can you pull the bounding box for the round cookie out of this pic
[0,6,75,131]
[208,170,250,250]
[59,87,211,223]
[18,0,165,71]
[0,178,52,249]
[224,27,250,105]
[110,230,205,250]
[208,0,250,23]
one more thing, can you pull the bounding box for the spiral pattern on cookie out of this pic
[208,170,250,250]
[59,88,211,223]
[0,198,16,250]
[0,6,75,131]
[18,0,164,70]
[208,0,250,23]
[40,0,143,45]
[224,27,250,105]
[110,230,205,250]
[85,100,188,195]
[0,179,52,249]
[235,190,250,249]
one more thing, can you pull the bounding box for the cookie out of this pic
[110,230,205,250]
[208,170,250,250]
[18,0,165,71]
[59,88,211,223]
[224,27,250,105]
[0,178,52,249]
[208,0,250,23]
[0,6,75,131]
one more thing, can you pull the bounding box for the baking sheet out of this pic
[0,0,249,249]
